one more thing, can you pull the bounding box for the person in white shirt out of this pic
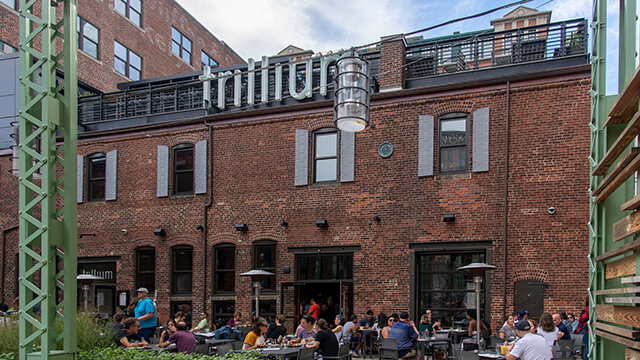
[506,320,552,360]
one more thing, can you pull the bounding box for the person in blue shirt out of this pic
[388,311,419,358]
[134,287,157,343]
[358,310,376,328]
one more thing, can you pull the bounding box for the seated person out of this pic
[467,310,488,338]
[191,312,209,332]
[228,311,243,327]
[158,321,196,354]
[297,315,317,342]
[160,320,177,344]
[359,310,376,328]
[388,311,418,358]
[381,315,397,339]
[499,315,516,339]
[106,313,125,336]
[244,318,269,349]
[115,318,149,348]
[267,315,288,343]
[418,313,441,334]
[305,319,339,357]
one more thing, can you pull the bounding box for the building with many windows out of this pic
[0,6,591,331]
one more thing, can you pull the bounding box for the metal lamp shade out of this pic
[239,269,274,282]
[334,53,370,132]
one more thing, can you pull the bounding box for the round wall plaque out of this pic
[378,142,393,158]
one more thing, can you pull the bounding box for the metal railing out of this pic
[405,18,588,79]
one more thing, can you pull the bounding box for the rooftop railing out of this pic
[405,18,588,79]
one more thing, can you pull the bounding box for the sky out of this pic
[176,0,592,61]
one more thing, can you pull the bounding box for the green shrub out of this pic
[76,347,264,360]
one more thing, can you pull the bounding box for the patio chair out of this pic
[323,343,351,360]
[455,350,478,360]
[192,343,211,355]
[571,333,584,358]
[552,339,574,360]
[378,338,414,360]
[216,343,233,357]
[230,340,244,350]
[298,346,317,360]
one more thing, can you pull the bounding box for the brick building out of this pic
[0,7,591,331]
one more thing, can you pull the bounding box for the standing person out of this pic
[134,287,157,343]
[536,313,558,348]
[308,298,321,321]
[115,318,150,348]
[388,311,419,358]
[191,311,209,332]
[576,299,589,360]
[505,320,552,360]
[267,315,287,343]
[305,319,339,356]
[499,315,516,339]
[158,321,196,354]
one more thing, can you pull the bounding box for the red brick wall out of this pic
[0,0,243,93]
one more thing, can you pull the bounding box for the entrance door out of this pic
[298,282,342,322]
[95,286,115,318]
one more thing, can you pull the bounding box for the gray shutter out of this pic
[157,146,169,197]
[105,150,117,201]
[418,115,434,177]
[340,131,355,182]
[472,107,490,172]
[77,155,84,203]
[294,129,309,186]
[195,140,207,194]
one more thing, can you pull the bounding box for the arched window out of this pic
[213,244,235,294]
[87,153,106,201]
[253,240,276,292]
[135,246,155,293]
[438,113,469,174]
[171,245,193,294]
[172,143,194,195]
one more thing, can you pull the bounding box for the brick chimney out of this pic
[379,34,407,92]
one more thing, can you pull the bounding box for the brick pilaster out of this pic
[379,34,406,92]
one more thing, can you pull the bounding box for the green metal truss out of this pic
[590,1,637,360]
[18,0,78,359]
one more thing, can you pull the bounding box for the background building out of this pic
[0,6,590,331]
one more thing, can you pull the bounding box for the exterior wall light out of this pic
[235,223,248,231]
[334,51,370,132]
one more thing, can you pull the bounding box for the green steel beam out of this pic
[590,1,638,360]
[18,0,78,359]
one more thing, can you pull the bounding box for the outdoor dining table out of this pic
[257,346,301,360]
[356,328,376,358]
[477,351,506,359]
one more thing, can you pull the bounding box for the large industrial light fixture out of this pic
[334,51,370,132]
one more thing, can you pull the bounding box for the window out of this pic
[252,300,276,322]
[114,0,141,26]
[297,254,353,281]
[253,241,276,291]
[416,251,486,328]
[213,244,235,294]
[0,0,15,9]
[171,301,193,327]
[88,153,106,201]
[171,246,192,294]
[135,247,155,293]
[0,40,17,54]
[438,114,468,174]
[77,16,99,59]
[313,128,338,183]
[114,41,141,80]
[212,301,235,324]
[172,143,194,195]
[201,51,218,69]
[171,27,192,64]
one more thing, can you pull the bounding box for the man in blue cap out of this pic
[506,320,552,360]
[515,309,529,324]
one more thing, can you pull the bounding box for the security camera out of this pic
[121,229,127,235]
[548,207,556,215]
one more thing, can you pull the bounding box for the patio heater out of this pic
[239,270,274,318]
[457,262,496,349]
[77,274,103,312]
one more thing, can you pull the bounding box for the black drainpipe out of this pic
[502,81,511,320]
[202,121,214,314]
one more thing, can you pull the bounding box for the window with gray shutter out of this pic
[472,107,490,172]
[418,115,434,177]
[195,140,207,194]
[77,155,84,203]
[340,131,355,182]
[157,145,169,197]
[295,129,309,186]
[105,150,117,201]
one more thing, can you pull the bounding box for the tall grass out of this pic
[0,313,113,359]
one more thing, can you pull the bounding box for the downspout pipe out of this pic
[1,225,19,303]
[502,81,510,321]
[202,121,214,314]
